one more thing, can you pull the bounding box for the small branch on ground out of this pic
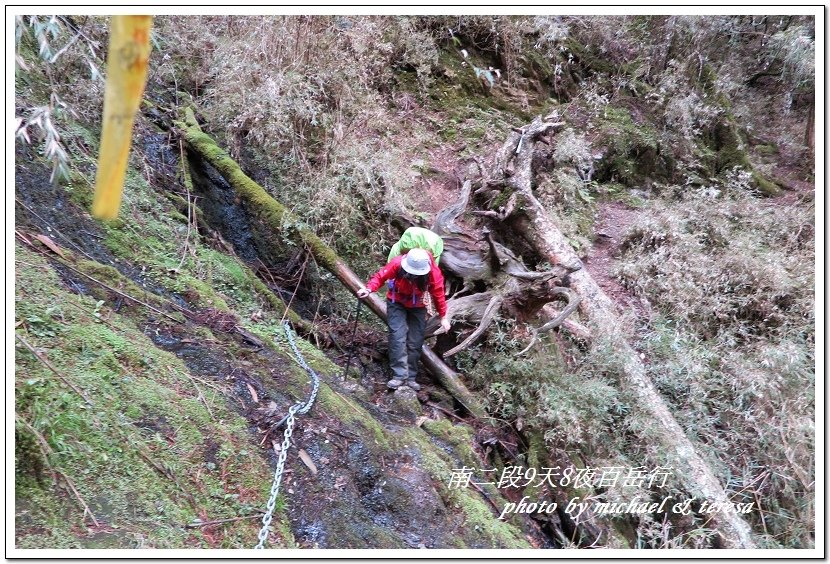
[186,511,266,529]
[16,333,93,405]
[425,402,466,423]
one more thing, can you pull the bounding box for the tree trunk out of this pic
[489,116,757,549]
[428,176,579,356]
[178,114,487,418]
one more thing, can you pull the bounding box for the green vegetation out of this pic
[15,13,815,550]
[15,245,291,549]
[396,426,531,548]
[615,189,814,547]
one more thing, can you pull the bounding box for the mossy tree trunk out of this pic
[477,115,757,549]
[177,113,487,418]
[700,63,781,197]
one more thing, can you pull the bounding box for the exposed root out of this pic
[443,294,503,357]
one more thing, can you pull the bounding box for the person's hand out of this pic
[357,287,371,299]
[435,317,451,335]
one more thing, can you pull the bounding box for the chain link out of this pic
[283,321,320,415]
[254,321,321,550]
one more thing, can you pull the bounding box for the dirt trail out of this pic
[413,145,465,217]
[583,201,645,317]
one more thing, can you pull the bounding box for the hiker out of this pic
[388,226,444,264]
[357,248,451,390]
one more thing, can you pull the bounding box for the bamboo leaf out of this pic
[33,233,66,258]
[246,383,259,404]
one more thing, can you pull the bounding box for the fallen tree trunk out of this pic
[427,177,580,356]
[485,116,756,548]
[177,113,487,418]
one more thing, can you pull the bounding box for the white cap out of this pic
[401,248,431,276]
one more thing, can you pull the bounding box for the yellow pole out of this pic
[91,15,153,220]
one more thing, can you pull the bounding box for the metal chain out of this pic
[254,321,321,550]
[283,321,321,415]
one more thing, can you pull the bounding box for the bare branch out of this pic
[16,333,93,405]
[514,288,580,356]
[534,287,581,335]
[443,295,503,357]
[470,210,503,219]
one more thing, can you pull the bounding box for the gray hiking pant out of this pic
[387,301,426,381]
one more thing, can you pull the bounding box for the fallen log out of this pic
[428,177,580,356]
[486,115,756,548]
[177,113,487,418]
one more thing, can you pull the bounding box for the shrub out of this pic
[615,186,814,546]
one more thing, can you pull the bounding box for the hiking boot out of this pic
[387,378,404,389]
[406,379,421,391]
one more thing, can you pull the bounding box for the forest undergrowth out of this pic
[14,14,815,549]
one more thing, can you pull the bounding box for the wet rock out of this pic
[426,384,455,409]
[388,387,422,420]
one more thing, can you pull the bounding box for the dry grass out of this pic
[614,185,814,547]
[15,13,816,548]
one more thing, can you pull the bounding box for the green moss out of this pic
[751,171,782,196]
[565,38,641,79]
[710,122,781,196]
[64,170,95,208]
[73,260,172,316]
[420,47,539,132]
[698,63,719,95]
[713,122,751,171]
[163,191,191,214]
[194,249,311,331]
[394,69,419,91]
[15,244,289,548]
[603,107,659,150]
[168,271,231,312]
[566,38,613,75]
[243,267,310,331]
[598,106,660,185]
[755,144,779,156]
[521,49,555,81]
[16,232,532,548]
[86,168,184,272]
[422,419,481,470]
[522,431,546,499]
[182,127,341,273]
[699,75,765,191]
[438,125,458,141]
[436,49,484,97]
[490,187,515,210]
[320,386,391,449]
[395,427,530,548]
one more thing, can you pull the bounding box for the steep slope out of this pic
[14,14,815,550]
[14,119,555,548]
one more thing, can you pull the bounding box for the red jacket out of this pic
[366,254,448,317]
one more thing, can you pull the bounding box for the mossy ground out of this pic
[15,14,814,550]
[15,111,543,549]
[15,244,292,549]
